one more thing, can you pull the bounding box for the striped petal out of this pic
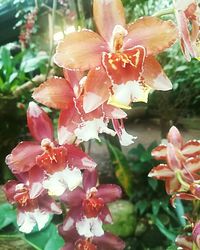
[151,145,167,160]
[124,17,178,55]
[148,164,174,179]
[182,140,200,157]
[165,176,181,194]
[54,30,107,70]
[32,77,74,110]
[93,0,125,42]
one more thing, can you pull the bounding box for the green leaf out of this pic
[152,200,160,215]
[0,203,17,229]
[9,72,18,84]
[167,244,177,250]
[174,199,186,227]
[136,200,148,215]
[148,178,158,191]
[151,215,176,241]
[107,143,134,197]
[20,54,48,73]
[25,223,64,250]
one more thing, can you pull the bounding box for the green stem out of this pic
[153,8,175,17]
[45,0,57,80]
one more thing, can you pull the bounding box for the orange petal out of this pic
[142,56,172,90]
[83,67,111,113]
[54,30,107,70]
[124,17,178,55]
[32,77,74,109]
[93,0,125,42]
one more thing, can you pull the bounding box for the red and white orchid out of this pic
[53,0,177,110]
[6,101,96,196]
[174,0,200,60]
[149,126,200,194]
[32,70,135,146]
[4,170,61,233]
[61,169,122,232]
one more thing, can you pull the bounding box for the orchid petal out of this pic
[83,67,111,113]
[58,107,80,145]
[165,176,181,194]
[61,187,85,207]
[27,102,53,142]
[63,69,84,98]
[124,17,177,55]
[148,164,174,179]
[93,0,125,42]
[93,232,126,250]
[151,145,167,160]
[167,126,183,149]
[3,180,18,203]
[142,56,172,90]
[6,141,42,173]
[32,77,74,109]
[83,169,98,191]
[103,104,127,119]
[182,140,200,157]
[28,166,45,199]
[185,157,200,173]
[66,144,97,169]
[175,235,193,250]
[38,194,62,214]
[97,184,122,203]
[54,30,107,70]
[167,143,182,170]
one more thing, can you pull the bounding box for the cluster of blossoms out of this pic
[149,126,200,249]
[19,7,38,47]
[4,0,200,249]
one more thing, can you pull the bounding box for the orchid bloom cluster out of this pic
[3,0,200,249]
[149,126,200,249]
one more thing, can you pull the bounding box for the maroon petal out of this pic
[66,144,97,170]
[28,166,45,199]
[175,235,193,250]
[97,184,122,203]
[182,140,200,157]
[151,145,167,160]
[38,194,62,214]
[99,205,113,224]
[83,169,98,191]
[93,232,125,250]
[3,180,18,203]
[61,243,74,250]
[27,102,54,142]
[6,141,42,173]
[61,187,85,207]
[165,176,181,195]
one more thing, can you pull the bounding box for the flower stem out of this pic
[153,8,175,17]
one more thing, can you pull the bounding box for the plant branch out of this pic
[153,8,175,17]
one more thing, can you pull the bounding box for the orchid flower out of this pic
[149,126,200,194]
[4,170,61,233]
[59,225,125,250]
[32,70,135,146]
[61,169,122,233]
[54,0,177,109]
[6,101,96,196]
[174,0,200,61]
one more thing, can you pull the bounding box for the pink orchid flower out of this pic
[149,126,200,194]
[6,101,96,196]
[61,169,122,233]
[4,169,61,233]
[32,70,135,146]
[174,0,200,60]
[59,225,125,250]
[54,0,177,109]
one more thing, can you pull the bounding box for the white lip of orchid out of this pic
[76,216,104,238]
[40,138,54,151]
[43,167,82,196]
[110,25,128,53]
[15,183,26,191]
